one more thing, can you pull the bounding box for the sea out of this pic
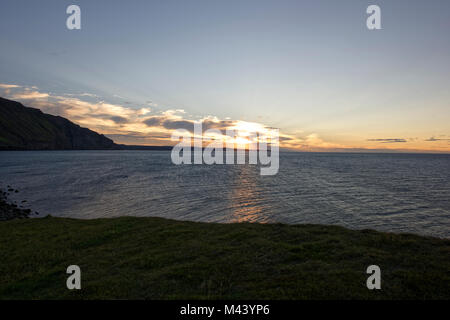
[1,151,449,238]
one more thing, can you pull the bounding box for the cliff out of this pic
[0,97,117,150]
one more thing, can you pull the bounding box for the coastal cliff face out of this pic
[0,97,117,150]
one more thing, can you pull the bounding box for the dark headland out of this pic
[0,97,172,151]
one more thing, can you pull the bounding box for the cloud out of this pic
[146,101,158,107]
[110,116,129,124]
[64,92,99,98]
[10,90,49,100]
[138,108,151,115]
[162,119,196,132]
[0,84,50,100]
[367,138,407,143]
[0,83,21,95]
[0,84,20,89]
[425,136,450,142]
[142,112,240,133]
[143,116,164,127]
[279,136,293,142]
[294,133,346,149]
[0,83,350,150]
[106,132,173,145]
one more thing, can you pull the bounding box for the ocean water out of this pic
[0,150,449,238]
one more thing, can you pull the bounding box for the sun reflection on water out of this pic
[229,165,270,223]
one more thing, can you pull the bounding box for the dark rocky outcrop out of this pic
[0,188,31,221]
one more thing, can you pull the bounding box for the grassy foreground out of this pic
[0,216,449,300]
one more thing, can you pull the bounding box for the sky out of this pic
[0,0,449,152]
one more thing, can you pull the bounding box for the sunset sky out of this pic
[1,0,449,152]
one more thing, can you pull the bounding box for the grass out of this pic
[0,216,449,300]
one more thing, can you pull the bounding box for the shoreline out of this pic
[0,185,447,239]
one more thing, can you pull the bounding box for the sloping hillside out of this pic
[0,97,117,150]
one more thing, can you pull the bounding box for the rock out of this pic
[0,187,34,221]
